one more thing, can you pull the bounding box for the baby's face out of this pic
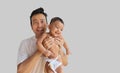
[49,21,64,37]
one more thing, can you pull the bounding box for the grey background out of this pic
[0,0,120,73]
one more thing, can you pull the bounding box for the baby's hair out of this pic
[50,17,64,25]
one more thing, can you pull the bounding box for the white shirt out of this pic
[17,36,37,65]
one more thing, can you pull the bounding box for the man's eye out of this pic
[33,22,38,24]
[41,20,44,23]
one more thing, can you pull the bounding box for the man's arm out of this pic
[17,51,40,68]
[17,39,43,73]
[17,51,41,73]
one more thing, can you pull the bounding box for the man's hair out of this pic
[30,7,47,26]
[50,17,64,25]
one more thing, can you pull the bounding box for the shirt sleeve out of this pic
[17,40,28,65]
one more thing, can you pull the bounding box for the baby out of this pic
[37,17,70,73]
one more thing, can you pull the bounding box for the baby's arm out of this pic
[62,36,71,55]
[36,33,51,57]
[63,41,71,55]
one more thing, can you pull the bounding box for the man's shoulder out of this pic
[21,36,35,43]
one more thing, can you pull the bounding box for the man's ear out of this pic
[45,24,48,28]
[48,24,51,30]
[43,24,48,32]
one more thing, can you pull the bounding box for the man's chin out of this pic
[36,32,42,36]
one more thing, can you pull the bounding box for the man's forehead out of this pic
[32,14,46,20]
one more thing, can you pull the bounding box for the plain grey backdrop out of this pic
[0,0,120,73]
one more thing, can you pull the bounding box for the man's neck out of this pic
[35,34,42,39]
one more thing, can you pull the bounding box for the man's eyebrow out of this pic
[32,19,45,21]
[32,19,37,22]
[40,19,46,21]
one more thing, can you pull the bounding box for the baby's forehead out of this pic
[50,20,64,25]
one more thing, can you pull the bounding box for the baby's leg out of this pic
[56,57,63,73]
[56,65,63,73]
[45,62,54,73]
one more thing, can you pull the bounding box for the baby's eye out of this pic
[55,25,59,28]
[61,29,63,31]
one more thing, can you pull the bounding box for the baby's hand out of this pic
[66,49,71,55]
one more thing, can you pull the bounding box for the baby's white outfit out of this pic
[45,56,62,73]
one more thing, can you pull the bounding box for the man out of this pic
[17,7,53,73]
[17,7,68,73]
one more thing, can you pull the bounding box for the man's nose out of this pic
[38,23,42,27]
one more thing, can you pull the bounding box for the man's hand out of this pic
[43,50,52,57]
[43,36,54,49]
[54,36,64,46]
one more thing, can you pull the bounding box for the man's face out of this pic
[31,14,47,38]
